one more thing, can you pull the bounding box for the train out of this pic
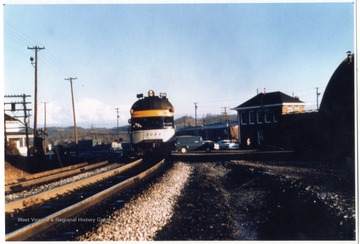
[129,90,175,158]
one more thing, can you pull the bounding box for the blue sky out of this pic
[3,2,355,128]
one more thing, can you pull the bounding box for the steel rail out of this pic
[6,159,141,213]
[5,158,166,241]
[5,161,109,193]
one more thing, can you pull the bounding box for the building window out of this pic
[257,110,263,124]
[265,110,272,123]
[249,111,255,124]
[258,130,264,145]
[287,106,293,113]
[20,138,24,147]
[241,112,248,125]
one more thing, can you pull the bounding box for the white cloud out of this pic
[37,97,131,128]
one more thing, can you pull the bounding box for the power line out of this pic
[5,21,44,46]
[5,22,73,103]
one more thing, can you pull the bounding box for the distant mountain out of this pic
[174,114,237,128]
[45,126,130,145]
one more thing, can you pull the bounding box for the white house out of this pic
[5,113,33,156]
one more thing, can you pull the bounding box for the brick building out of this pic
[232,91,305,148]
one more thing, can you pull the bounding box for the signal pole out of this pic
[28,46,45,155]
[315,87,321,109]
[65,77,79,159]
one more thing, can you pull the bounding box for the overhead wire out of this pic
[4,21,74,105]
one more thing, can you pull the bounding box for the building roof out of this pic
[320,52,354,115]
[4,113,18,121]
[232,91,304,110]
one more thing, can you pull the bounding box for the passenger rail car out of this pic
[129,90,175,156]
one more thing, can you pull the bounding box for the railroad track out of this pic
[5,161,109,194]
[5,158,168,241]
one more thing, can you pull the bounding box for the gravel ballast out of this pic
[76,160,355,241]
[77,162,193,241]
[155,161,355,240]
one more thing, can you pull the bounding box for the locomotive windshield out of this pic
[131,117,174,130]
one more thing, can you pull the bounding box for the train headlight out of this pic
[130,109,134,114]
[148,90,155,97]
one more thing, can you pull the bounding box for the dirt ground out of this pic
[156,160,356,240]
[5,161,30,182]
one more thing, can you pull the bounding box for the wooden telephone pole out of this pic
[28,46,45,155]
[65,77,79,159]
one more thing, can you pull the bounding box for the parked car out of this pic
[228,141,240,149]
[214,139,240,150]
[203,140,215,151]
[215,139,231,149]
[174,136,214,153]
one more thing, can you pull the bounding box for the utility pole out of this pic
[91,124,97,142]
[41,101,47,153]
[65,77,79,159]
[222,107,230,139]
[116,108,119,141]
[194,103,198,127]
[23,94,31,157]
[4,94,32,156]
[315,87,321,110]
[28,46,45,155]
[194,103,198,135]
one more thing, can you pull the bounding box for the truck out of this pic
[174,135,214,153]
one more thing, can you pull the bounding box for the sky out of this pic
[2,1,355,128]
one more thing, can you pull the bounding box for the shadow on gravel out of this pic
[155,163,233,240]
[226,163,355,240]
[156,162,355,241]
[229,163,355,240]
[257,183,355,240]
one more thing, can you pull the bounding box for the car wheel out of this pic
[180,147,187,153]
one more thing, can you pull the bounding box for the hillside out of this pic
[175,114,237,128]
